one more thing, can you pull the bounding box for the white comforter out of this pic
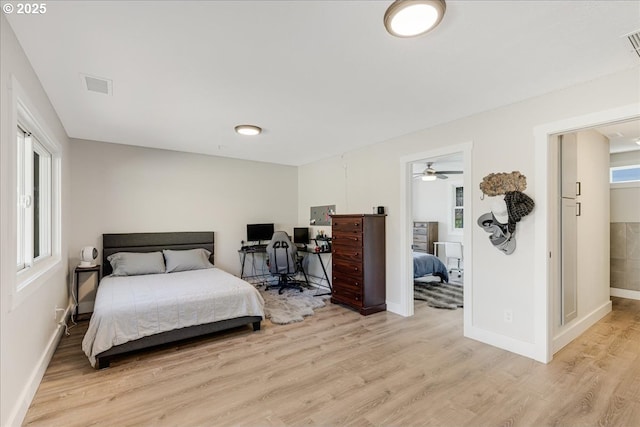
[82,268,264,367]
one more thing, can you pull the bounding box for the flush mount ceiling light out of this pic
[421,174,438,181]
[384,0,446,38]
[234,125,262,136]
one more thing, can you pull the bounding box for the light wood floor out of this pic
[24,297,640,426]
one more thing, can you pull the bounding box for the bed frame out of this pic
[94,231,262,369]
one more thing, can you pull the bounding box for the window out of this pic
[610,164,640,184]
[16,125,52,272]
[12,90,61,296]
[452,185,464,231]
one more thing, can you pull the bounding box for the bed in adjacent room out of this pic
[82,232,264,369]
[413,251,449,283]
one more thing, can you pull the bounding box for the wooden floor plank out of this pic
[23,297,640,426]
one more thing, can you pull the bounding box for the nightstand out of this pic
[75,264,101,319]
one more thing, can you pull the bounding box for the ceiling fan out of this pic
[413,162,463,181]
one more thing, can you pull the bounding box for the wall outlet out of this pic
[504,309,513,323]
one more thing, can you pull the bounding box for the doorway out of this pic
[411,153,464,310]
[533,104,639,362]
[399,142,472,334]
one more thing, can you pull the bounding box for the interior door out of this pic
[561,197,578,324]
[560,134,578,325]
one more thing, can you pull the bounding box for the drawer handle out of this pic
[353,267,359,272]
[355,223,359,226]
[355,296,359,301]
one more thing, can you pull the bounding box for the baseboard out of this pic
[464,325,549,363]
[385,301,407,316]
[552,300,612,354]
[5,304,71,427]
[610,287,640,300]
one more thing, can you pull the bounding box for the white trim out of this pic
[552,300,612,354]
[398,142,472,335]
[4,304,72,427]
[385,301,404,315]
[610,181,640,189]
[465,324,545,363]
[534,103,640,363]
[610,287,640,300]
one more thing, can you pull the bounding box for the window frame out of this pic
[610,164,640,184]
[449,182,464,235]
[12,85,62,298]
[16,126,53,273]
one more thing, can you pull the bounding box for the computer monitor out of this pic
[293,227,310,245]
[246,223,274,242]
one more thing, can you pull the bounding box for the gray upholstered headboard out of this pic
[102,232,215,277]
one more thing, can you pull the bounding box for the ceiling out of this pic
[5,1,640,166]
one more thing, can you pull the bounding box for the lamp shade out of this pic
[79,246,98,267]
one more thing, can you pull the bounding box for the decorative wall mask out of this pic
[478,171,535,255]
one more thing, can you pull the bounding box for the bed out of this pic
[82,232,264,369]
[413,251,449,283]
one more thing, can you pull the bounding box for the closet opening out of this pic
[551,118,639,355]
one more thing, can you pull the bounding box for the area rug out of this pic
[414,280,463,310]
[259,287,330,324]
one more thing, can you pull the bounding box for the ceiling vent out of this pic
[80,73,112,95]
[626,30,640,58]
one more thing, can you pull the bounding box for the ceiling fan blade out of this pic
[436,174,448,180]
[436,170,463,174]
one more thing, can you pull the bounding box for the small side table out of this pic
[75,264,101,319]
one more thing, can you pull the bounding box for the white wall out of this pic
[298,66,640,361]
[70,139,299,285]
[412,178,463,243]
[1,14,71,427]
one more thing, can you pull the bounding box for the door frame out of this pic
[399,142,473,333]
[533,103,639,362]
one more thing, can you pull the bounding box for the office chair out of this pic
[265,231,307,294]
[444,242,463,278]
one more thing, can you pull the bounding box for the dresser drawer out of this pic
[332,231,363,248]
[413,234,427,243]
[331,287,363,307]
[332,260,364,279]
[412,243,427,252]
[332,245,363,263]
[332,274,363,291]
[332,217,363,233]
[413,227,427,235]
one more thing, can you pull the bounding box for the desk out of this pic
[238,246,332,296]
[300,247,332,296]
[238,246,269,284]
[433,241,462,258]
[75,264,101,319]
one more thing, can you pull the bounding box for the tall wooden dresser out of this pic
[412,221,438,254]
[330,214,386,315]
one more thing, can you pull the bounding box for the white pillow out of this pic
[163,248,213,273]
[107,251,166,276]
